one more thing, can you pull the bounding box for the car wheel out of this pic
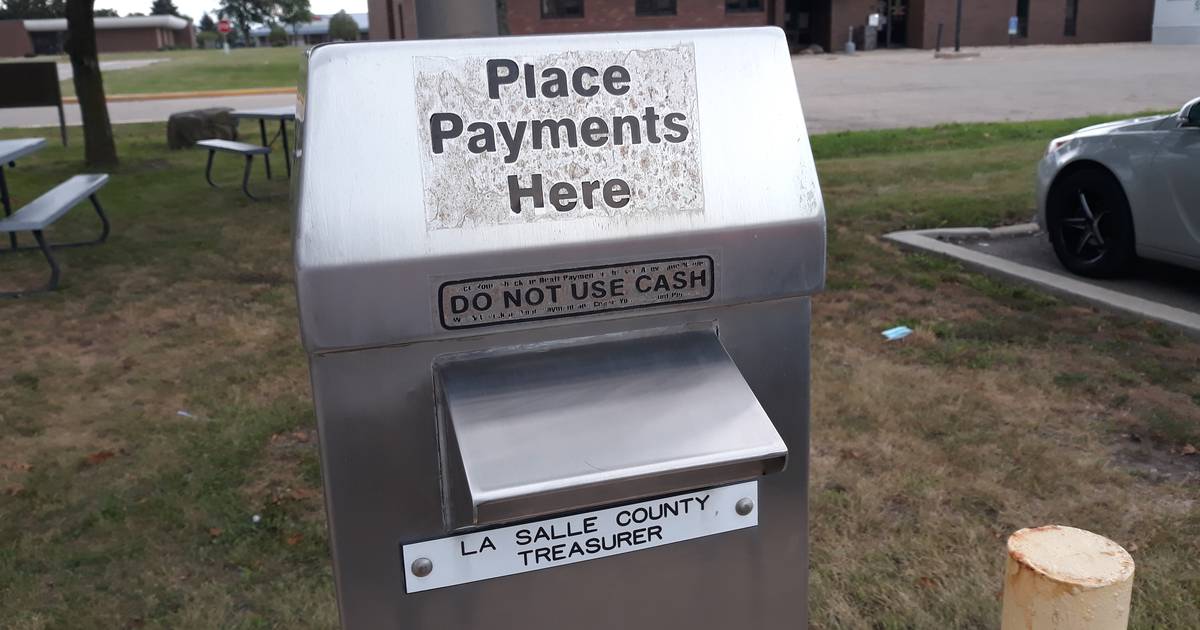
[1046,168,1136,278]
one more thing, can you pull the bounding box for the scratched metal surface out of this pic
[294,28,825,352]
[294,28,822,630]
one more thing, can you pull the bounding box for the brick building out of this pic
[0,20,33,57]
[3,15,196,56]
[369,0,1155,51]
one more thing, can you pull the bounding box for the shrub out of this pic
[196,31,220,49]
[268,24,289,47]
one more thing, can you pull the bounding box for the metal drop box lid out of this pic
[435,328,787,530]
[293,27,825,353]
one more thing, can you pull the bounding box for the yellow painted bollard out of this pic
[1001,525,1135,630]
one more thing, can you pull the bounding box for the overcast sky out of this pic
[94,0,367,21]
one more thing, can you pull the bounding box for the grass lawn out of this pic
[4,48,303,97]
[0,117,1197,629]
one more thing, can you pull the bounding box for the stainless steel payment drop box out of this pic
[294,27,825,630]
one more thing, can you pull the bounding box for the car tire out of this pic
[1046,167,1136,278]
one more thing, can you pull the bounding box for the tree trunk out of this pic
[65,0,118,167]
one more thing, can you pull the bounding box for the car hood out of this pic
[1072,114,1168,137]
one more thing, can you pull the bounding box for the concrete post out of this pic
[1001,525,1135,630]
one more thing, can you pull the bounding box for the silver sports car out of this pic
[1036,97,1200,277]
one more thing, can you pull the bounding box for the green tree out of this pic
[275,0,311,43]
[0,0,65,19]
[65,0,118,167]
[327,9,357,41]
[218,0,270,45]
[149,0,178,15]
[198,11,215,31]
[93,6,117,15]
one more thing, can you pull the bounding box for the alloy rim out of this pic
[1059,190,1110,264]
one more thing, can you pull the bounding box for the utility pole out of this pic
[954,0,963,52]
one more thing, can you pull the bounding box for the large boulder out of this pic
[167,108,238,149]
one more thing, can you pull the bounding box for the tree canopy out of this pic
[328,9,358,41]
[217,0,271,41]
[275,0,311,34]
[198,11,215,31]
[0,0,65,19]
[149,0,179,16]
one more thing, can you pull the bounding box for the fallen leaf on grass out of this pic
[292,431,310,443]
[285,533,304,546]
[1182,444,1197,456]
[1127,542,1139,552]
[85,450,116,465]
[0,461,32,472]
[917,576,937,589]
[208,528,223,538]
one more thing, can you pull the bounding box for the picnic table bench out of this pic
[231,106,296,179]
[196,139,271,200]
[0,173,110,297]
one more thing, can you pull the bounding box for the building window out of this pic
[542,0,583,19]
[727,0,763,11]
[636,0,676,16]
[1064,0,1078,36]
[1015,0,1029,37]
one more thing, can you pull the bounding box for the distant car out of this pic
[1036,97,1200,277]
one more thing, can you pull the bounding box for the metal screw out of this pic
[411,557,433,578]
[735,498,755,516]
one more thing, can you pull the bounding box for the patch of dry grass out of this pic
[0,117,1195,629]
[809,136,1199,628]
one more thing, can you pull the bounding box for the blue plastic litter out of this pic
[882,326,913,341]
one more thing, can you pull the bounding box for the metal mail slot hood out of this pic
[434,328,788,530]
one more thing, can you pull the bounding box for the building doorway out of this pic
[784,0,831,51]
[877,0,909,47]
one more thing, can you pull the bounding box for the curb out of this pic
[63,86,295,104]
[884,227,1200,338]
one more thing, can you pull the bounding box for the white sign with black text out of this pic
[402,481,757,593]
[413,45,704,230]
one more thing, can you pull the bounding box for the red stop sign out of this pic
[217,19,231,34]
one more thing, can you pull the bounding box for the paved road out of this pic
[793,42,1198,133]
[1,42,1197,132]
[961,232,1200,315]
[1,92,295,128]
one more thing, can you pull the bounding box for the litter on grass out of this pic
[882,326,913,341]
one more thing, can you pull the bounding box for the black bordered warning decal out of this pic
[438,256,714,330]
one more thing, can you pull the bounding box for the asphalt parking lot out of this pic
[793,42,1200,133]
[962,231,1200,316]
[886,225,1200,336]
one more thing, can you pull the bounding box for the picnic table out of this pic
[0,137,110,296]
[232,106,296,180]
[0,138,48,249]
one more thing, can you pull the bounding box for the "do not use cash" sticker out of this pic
[438,256,714,330]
